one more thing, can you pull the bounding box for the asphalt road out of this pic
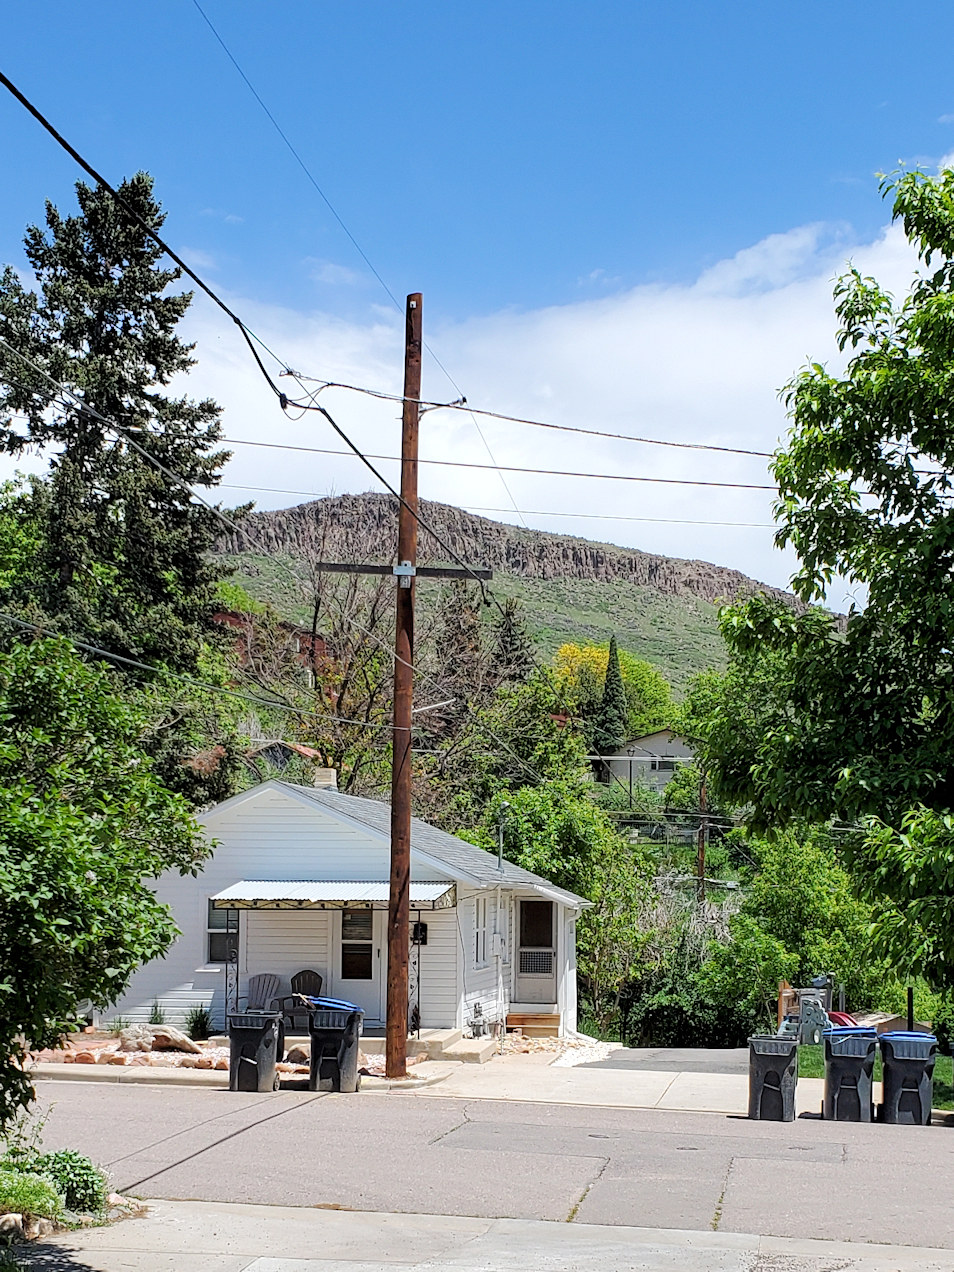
[582,1048,751,1074]
[31,1080,954,1250]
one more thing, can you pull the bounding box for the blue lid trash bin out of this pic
[748,1036,798,1121]
[304,996,364,1093]
[228,1011,285,1092]
[879,1031,938,1125]
[822,1027,877,1122]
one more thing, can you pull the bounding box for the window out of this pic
[474,895,488,967]
[341,908,374,980]
[207,900,238,963]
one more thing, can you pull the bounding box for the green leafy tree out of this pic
[554,640,673,746]
[0,173,235,672]
[0,638,208,1128]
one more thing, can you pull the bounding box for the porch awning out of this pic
[210,880,456,911]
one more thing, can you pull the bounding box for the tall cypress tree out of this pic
[592,636,628,779]
[0,173,233,672]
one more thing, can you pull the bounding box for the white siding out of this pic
[110,785,453,1030]
[412,909,458,1029]
[459,887,509,1032]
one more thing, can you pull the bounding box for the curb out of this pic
[29,1061,454,1093]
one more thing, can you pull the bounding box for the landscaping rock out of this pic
[74,1051,95,1064]
[0,1214,23,1237]
[106,1054,127,1066]
[119,1024,201,1054]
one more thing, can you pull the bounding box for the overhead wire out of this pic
[186,3,537,529]
[286,376,775,459]
[218,435,777,490]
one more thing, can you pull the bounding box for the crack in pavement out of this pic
[711,1154,735,1231]
[565,1155,610,1223]
[119,1093,327,1193]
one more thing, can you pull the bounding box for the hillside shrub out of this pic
[0,1170,63,1221]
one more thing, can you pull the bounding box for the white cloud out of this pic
[307,260,364,287]
[174,216,921,605]
[1,216,921,607]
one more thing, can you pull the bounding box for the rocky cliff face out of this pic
[217,492,792,608]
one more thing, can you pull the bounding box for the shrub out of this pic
[0,1169,63,1221]
[184,1004,213,1041]
[34,1151,108,1215]
[148,1001,167,1026]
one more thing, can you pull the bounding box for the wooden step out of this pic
[507,1013,561,1038]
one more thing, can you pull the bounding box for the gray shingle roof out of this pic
[276,782,588,908]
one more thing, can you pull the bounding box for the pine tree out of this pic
[592,635,628,780]
[0,173,233,672]
[490,597,535,685]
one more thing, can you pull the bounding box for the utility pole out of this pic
[306,294,490,1079]
[386,293,422,1080]
[696,770,708,905]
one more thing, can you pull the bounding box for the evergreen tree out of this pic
[592,635,628,780]
[489,597,535,685]
[0,173,234,672]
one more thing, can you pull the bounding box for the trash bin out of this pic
[822,1027,877,1122]
[748,1035,798,1121]
[306,997,364,1093]
[879,1031,938,1125]
[228,1012,284,1092]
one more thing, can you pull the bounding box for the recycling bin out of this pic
[306,997,364,1093]
[228,1011,284,1092]
[879,1031,938,1125]
[748,1035,798,1121]
[822,1027,877,1122]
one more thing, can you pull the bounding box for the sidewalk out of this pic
[406,1051,829,1117]
[22,1198,954,1270]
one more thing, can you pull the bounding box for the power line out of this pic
[214,483,775,528]
[0,70,288,401]
[219,436,777,490]
[0,610,400,731]
[288,376,775,459]
[188,4,531,531]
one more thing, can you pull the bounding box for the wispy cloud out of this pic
[307,259,364,287]
[167,219,919,601]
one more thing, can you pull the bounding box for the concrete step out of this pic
[441,1037,498,1064]
[283,1028,464,1060]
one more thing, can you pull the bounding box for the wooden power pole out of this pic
[385,293,422,1080]
[306,293,490,1079]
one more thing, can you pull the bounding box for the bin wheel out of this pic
[273,1072,281,1092]
[355,1074,361,1092]
[810,1027,821,1045]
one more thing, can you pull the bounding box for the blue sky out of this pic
[3,2,953,591]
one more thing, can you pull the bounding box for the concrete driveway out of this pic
[581,1047,750,1074]
[28,1080,954,1250]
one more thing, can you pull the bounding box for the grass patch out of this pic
[798,1045,954,1109]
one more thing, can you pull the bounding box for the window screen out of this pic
[519,900,553,948]
[341,908,373,980]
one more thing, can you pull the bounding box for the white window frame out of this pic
[474,895,488,968]
[207,899,238,964]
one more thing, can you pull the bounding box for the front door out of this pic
[331,908,385,1023]
[514,899,557,1004]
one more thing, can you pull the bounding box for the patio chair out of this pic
[279,969,324,1032]
[236,972,281,1013]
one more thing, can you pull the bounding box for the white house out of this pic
[603,729,694,794]
[111,780,589,1038]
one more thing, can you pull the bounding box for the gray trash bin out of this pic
[306,997,364,1093]
[823,1027,877,1122]
[748,1036,798,1121]
[228,1012,284,1092]
[879,1031,938,1125]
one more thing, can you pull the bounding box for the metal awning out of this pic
[210,880,456,911]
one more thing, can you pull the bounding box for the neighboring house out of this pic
[110,779,589,1038]
[603,729,694,793]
